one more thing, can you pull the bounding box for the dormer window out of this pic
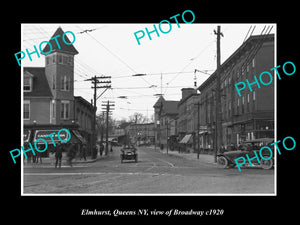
[24,72,33,92]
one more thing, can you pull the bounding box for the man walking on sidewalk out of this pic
[67,143,76,167]
[55,143,63,168]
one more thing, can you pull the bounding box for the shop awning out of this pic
[72,130,86,144]
[179,134,192,144]
[33,129,81,144]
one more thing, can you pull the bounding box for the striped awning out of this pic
[179,134,192,144]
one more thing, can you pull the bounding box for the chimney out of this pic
[181,88,196,100]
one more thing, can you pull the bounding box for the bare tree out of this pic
[128,112,148,124]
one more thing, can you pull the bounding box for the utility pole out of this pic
[194,102,201,159]
[101,100,115,155]
[85,75,111,158]
[214,25,223,163]
[166,119,169,154]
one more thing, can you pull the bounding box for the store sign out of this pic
[34,129,70,143]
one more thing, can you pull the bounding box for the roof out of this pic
[153,96,165,108]
[42,27,79,55]
[178,93,199,107]
[24,67,52,98]
[198,34,274,91]
[74,96,94,111]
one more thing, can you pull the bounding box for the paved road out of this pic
[23,146,275,194]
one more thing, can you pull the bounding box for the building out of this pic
[197,34,275,151]
[74,96,94,148]
[153,96,179,148]
[23,27,94,155]
[177,88,200,151]
[125,123,155,145]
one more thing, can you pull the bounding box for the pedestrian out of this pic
[67,143,75,167]
[55,143,63,168]
[92,145,98,158]
[100,142,104,157]
[24,143,32,164]
[81,144,87,161]
[35,144,44,164]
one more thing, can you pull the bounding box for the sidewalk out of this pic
[146,146,216,165]
[23,151,111,168]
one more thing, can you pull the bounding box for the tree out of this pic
[128,112,148,124]
[96,112,117,142]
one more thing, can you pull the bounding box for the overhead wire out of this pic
[84,32,158,93]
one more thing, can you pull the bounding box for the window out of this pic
[252,58,255,68]
[24,100,30,120]
[51,100,56,119]
[52,54,56,64]
[247,94,250,112]
[60,101,70,120]
[58,54,63,64]
[68,56,73,65]
[241,97,245,114]
[24,77,32,92]
[52,75,56,89]
[63,55,68,64]
[61,76,70,91]
[252,91,256,111]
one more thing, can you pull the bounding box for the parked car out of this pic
[120,145,138,163]
[217,138,274,170]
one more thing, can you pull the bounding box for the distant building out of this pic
[153,96,179,147]
[125,123,155,145]
[177,88,200,151]
[74,96,94,148]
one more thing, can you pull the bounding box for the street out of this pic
[23,146,275,194]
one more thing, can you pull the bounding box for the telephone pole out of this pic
[214,26,223,163]
[101,100,115,155]
[194,102,201,159]
[85,75,111,158]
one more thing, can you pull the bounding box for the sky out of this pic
[21,23,275,121]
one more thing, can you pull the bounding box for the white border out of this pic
[21,23,277,196]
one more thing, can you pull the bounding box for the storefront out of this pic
[24,124,86,158]
[232,118,274,146]
[179,134,193,152]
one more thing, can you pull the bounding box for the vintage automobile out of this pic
[217,138,274,170]
[120,145,138,163]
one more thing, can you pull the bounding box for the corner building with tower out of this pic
[23,27,95,157]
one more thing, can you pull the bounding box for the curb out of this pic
[154,148,216,165]
[23,154,110,167]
